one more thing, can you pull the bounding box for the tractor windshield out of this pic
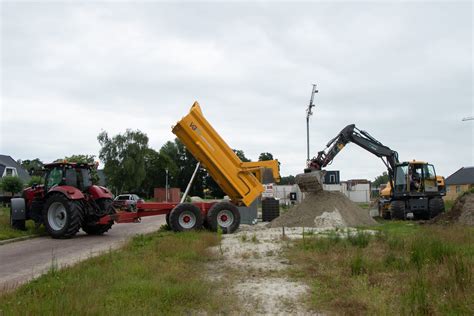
[46,167,63,190]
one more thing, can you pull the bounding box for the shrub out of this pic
[0,176,23,196]
[347,230,371,248]
[350,253,367,276]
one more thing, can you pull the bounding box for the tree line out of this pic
[1,129,295,198]
[3,130,386,198]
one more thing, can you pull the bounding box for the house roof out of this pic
[445,166,474,185]
[0,154,31,183]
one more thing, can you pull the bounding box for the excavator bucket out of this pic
[295,170,325,193]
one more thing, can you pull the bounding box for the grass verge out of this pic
[0,230,234,315]
[286,222,474,315]
[0,206,45,241]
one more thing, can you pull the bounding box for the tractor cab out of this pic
[43,162,94,192]
[393,161,439,197]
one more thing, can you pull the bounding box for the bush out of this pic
[0,176,23,196]
[350,253,367,276]
[27,176,43,187]
[347,230,371,248]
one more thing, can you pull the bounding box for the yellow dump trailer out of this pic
[172,102,280,207]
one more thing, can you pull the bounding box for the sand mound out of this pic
[268,190,377,228]
[430,192,474,226]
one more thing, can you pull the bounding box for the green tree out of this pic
[142,148,178,198]
[258,152,274,161]
[27,176,44,187]
[280,175,296,185]
[233,149,251,162]
[159,139,206,197]
[98,129,149,194]
[0,176,24,197]
[17,158,43,175]
[63,154,96,164]
[373,171,390,188]
[56,154,99,184]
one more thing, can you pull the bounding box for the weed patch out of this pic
[286,223,474,314]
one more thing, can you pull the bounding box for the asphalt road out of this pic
[0,215,166,291]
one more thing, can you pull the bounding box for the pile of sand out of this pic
[268,190,377,228]
[430,192,474,226]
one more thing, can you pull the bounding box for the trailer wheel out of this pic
[82,198,115,235]
[43,194,83,239]
[390,200,405,220]
[207,202,240,234]
[169,203,203,232]
[165,213,171,227]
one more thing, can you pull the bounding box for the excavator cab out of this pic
[393,162,439,196]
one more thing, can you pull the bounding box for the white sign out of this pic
[262,183,274,198]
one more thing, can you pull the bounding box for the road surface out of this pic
[0,215,166,292]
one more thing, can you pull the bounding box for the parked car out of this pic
[113,194,144,212]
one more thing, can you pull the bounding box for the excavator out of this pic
[296,124,446,220]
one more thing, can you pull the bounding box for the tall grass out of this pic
[0,206,45,240]
[0,230,233,315]
[286,223,474,315]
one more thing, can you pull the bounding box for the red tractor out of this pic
[10,162,116,238]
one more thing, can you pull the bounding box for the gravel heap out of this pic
[268,190,377,228]
[430,192,474,226]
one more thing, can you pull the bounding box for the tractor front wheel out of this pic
[43,194,83,239]
[169,203,203,232]
[82,198,115,235]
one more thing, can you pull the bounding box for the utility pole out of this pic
[306,84,318,162]
[462,116,473,121]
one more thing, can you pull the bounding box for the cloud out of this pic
[1,1,472,181]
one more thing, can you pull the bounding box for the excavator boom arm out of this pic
[308,124,399,173]
[298,124,399,193]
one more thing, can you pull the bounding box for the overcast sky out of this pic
[1,1,472,181]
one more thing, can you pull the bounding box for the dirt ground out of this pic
[431,192,474,226]
[208,224,367,315]
[208,224,311,314]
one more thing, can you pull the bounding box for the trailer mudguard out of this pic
[11,198,26,220]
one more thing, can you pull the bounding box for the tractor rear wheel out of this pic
[169,203,203,232]
[43,194,83,239]
[206,202,240,234]
[82,198,115,235]
[428,197,445,219]
[390,200,405,220]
